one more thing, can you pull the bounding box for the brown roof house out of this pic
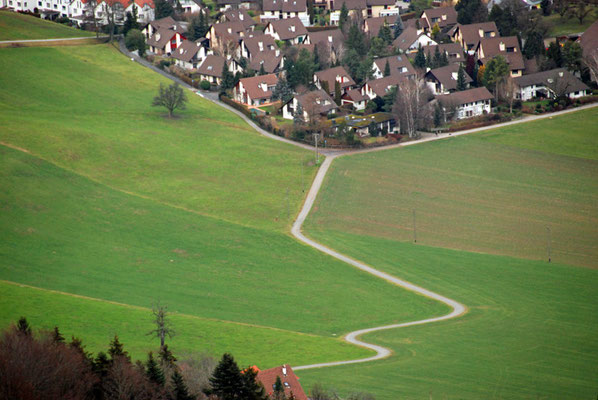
[392,26,437,53]
[365,0,399,19]
[282,89,338,121]
[207,21,247,55]
[256,365,308,400]
[264,17,308,44]
[362,74,404,99]
[233,73,279,106]
[425,63,472,95]
[419,6,457,32]
[421,42,465,64]
[341,88,368,110]
[579,19,598,82]
[147,28,186,55]
[364,15,394,37]
[142,16,186,40]
[305,28,344,64]
[314,66,356,95]
[196,54,227,85]
[330,0,368,24]
[512,68,589,101]
[436,86,493,119]
[475,36,525,77]
[216,0,257,11]
[449,21,499,52]
[261,0,309,25]
[220,9,256,31]
[171,39,211,70]
[372,54,417,79]
[238,34,284,74]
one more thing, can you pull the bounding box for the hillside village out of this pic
[3,0,598,145]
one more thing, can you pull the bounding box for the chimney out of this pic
[558,71,564,77]
[441,14,446,20]
[328,35,332,42]
[499,41,505,51]
[478,29,483,38]
[228,28,232,33]
[240,13,244,20]
[282,366,287,376]
[275,49,280,56]
[258,41,264,51]
[261,82,268,92]
[290,25,295,32]
[451,71,458,80]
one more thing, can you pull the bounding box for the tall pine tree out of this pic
[207,353,245,400]
[108,335,129,361]
[146,351,165,387]
[456,64,467,91]
[172,369,194,400]
[414,46,426,69]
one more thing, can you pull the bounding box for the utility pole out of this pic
[412,209,417,243]
[546,225,551,263]
[314,133,320,164]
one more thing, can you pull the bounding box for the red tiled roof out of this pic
[315,66,356,93]
[256,365,308,400]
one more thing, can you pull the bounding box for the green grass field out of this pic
[0,44,313,231]
[0,43,448,371]
[545,13,597,36]
[306,108,598,268]
[300,109,598,398]
[0,10,94,40]
[296,233,598,399]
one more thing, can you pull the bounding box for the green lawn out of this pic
[306,108,598,268]
[0,280,371,367]
[545,13,597,36]
[0,43,449,369]
[299,108,598,398]
[296,233,598,399]
[0,44,313,231]
[0,10,94,40]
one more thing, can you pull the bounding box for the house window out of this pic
[38,1,41,5]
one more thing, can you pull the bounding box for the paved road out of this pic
[118,42,598,369]
[0,36,108,45]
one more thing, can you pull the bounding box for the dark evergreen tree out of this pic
[273,376,285,400]
[540,0,551,15]
[393,15,404,39]
[240,367,268,400]
[562,40,583,74]
[334,80,342,105]
[378,23,392,45]
[414,46,426,69]
[172,369,194,400]
[146,352,165,387]
[93,351,110,378]
[123,6,139,35]
[286,49,316,89]
[221,63,235,92]
[159,344,177,368]
[523,30,544,59]
[189,12,209,41]
[546,41,563,68]
[259,62,266,76]
[425,49,433,69]
[456,64,467,91]
[338,2,349,32]
[108,335,129,361]
[16,317,31,336]
[455,0,487,24]
[155,0,175,19]
[439,50,448,67]
[307,0,315,25]
[434,102,444,127]
[51,326,65,343]
[293,102,304,125]
[272,78,293,103]
[207,353,245,400]
[346,23,367,55]
[313,43,320,69]
[384,59,391,77]
[433,46,441,68]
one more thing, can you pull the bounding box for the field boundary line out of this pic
[0,279,337,339]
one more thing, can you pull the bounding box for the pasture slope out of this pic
[299,109,598,398]
[0,10,95,40]
[0,43,448,373]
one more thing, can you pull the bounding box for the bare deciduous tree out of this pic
[584,50,598,83]
[152,83,188,118]
[503,75,518,113]
[147,302,175,348]
[392,79,432,138]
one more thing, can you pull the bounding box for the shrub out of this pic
[200,80,211,91]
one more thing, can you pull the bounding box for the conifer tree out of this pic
[273,376,286,400]
[16,317,31,336]
[146,351,165,387]
[414,46,426,69]
[108,335,129,361]
[259,62,266,76]
[51,326,65,343]
[334,80,342,106]
[172,369,194,400]
[393,14,404,39]
[456,64,467,91]
[207,353,245,400]
[433,46,441,69]
[378,23,392,45]
[384,59,391,77]
[221,63,235,92]
[439,50,448,67]
[159,344,177,368]
[339,3,349,32]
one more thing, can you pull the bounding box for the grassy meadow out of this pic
[0,43,448,372]
[0,10,94,40]
[306,108,598,268]
[0,44,313,231]
[300,108,598,398]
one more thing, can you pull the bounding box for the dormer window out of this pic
[441,14,446,20]
[283,382,290,388]
[207,65,213,70]
[499,42,505,51]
